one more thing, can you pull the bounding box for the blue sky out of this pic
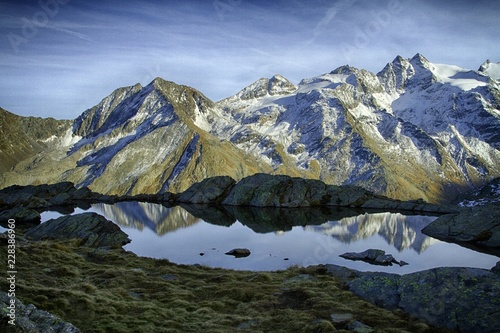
[1,0,499,119]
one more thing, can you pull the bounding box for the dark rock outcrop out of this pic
[221,174,372,207]
[339,249,407,266]
[173,174,450,212]
[177,176,236,204]
[324,264,500,333]
[0,182,96,210]
[25,213,130,248]
[422,204,500,248]
[0,207,40,229]
[0,291,79,332]
[225,248,251,257]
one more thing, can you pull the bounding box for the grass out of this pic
[0,234,455,333]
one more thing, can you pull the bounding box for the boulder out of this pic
[0,207,40,229]
[177,176,235,204]
[422,204,500,248]
[325,264,500,333]
[225,248,251,257]
[339,249,404,266]
[25,213,130,248]
[0,291,80,332]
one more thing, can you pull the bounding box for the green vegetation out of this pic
[0,234,454,333]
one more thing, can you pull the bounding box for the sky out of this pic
[1,0,499,119]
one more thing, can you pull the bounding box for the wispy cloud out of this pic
[1,0,499,119]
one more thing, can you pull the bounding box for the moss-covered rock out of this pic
[422,204,500,248]
[25,213,130,248]
[327,264,500,333]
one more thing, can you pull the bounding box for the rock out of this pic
[339,249,402,266]
[330,313,354,325]
[177,176,236,204]
[332,264,500,333]
[422,204,500,248]
[0,182,100,210]
[348,273,402,310]
[397,267,500,333]
[0,291,80,332]
[347,321,374,333]
[225,248,251,257]
[0,207,40,229]
[49,192,73,206]
[361,197,449,213]
[221,173,372,207]
[492,261,500,275]
[25,213,130,248]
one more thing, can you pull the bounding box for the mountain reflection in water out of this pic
[93,202,200,235]
[89,202,498,273]
[307,213,437,253]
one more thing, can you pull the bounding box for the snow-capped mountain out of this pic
[1,54,499,203]
[215,54,500,202]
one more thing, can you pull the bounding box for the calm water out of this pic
[40,202,499,274]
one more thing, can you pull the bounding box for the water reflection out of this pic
[93,202,200,235]
[307,213,437,253]
[87,201,498,273]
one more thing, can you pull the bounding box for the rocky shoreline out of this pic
[1,175,499,332]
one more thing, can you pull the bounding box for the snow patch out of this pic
[432,63,489,91]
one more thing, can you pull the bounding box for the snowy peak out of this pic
[268,74,297,96]
[479,60,500,81]
[378,53,492,93]
[233,74,297,100]
[377,55,414,93]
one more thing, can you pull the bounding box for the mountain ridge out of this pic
[1,54,499,203]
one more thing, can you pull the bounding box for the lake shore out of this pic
[1,179,499,332]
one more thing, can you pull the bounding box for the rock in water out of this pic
[339,249,403,266]
[225,248,251,257]
[25,212,130,248]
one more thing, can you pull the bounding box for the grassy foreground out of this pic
[1,234,454,333]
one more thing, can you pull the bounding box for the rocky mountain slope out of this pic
[1,54,499,203]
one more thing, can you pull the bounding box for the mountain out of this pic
[1,79,270,195]
[1,54,499,203]
[214,54,500,202]
[0,108,72,173]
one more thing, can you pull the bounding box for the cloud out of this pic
[0,0,499,119]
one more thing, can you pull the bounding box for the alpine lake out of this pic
[39,201,498,274]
